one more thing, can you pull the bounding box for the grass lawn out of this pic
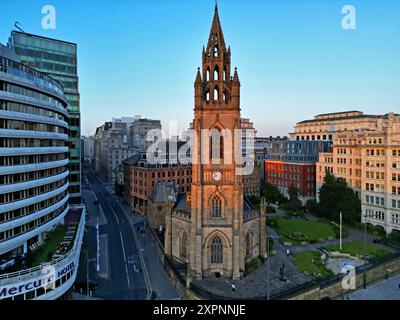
[31,225,67,267]
[292,251,333,278]
[325,240,390,261]
[274,217,343,244]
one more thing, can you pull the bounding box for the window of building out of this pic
[211,236,223,264]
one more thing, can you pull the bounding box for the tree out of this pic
[264,183,286,204]
[305,199,317,214]
[288,184,301,211]
[318,172,361,224]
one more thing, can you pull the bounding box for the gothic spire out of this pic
[207,3,226,53]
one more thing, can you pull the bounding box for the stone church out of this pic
[164,5,266,284]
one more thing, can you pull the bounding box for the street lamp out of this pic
[87,258,96,298]
[266,234,281,300]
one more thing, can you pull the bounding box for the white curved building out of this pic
[0,45,85,300]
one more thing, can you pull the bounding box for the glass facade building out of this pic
[8,31,81,203]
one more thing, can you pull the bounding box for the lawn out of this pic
[325,240,390,261]
[274,217,344,245]
[292,251,333,278]
[31,225,67,267]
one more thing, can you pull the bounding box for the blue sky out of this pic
[1,0,400,137]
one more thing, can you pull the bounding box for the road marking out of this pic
[111,209,120,224]
[125,263,131,288]
[119,231,127,262]
[119,231,131,288]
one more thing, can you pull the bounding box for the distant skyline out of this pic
[2,0,400,137]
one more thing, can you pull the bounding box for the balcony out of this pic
[0,182,69,214]
[0,146,69,156]
[0,91,68,117]
[0,159,69,175]
[0,110,68,128]
[0,129,68,141]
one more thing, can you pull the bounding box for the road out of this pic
[84,166,147,299]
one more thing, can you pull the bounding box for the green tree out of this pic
[318,172,361,223]
[288,184,301,211]
[264,183,286,204]
[305,199,317,214]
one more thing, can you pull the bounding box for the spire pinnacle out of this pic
[207,2,226,52]
[195,67,201,83]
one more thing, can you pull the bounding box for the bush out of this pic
[287,231,308,242]
[244,256,263,276]
[265,205,276,213]
[388,230,400,243]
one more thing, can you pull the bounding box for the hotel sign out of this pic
[0,260,75,299]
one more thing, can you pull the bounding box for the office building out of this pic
[9,31,81,203]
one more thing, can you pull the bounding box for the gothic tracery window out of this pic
[211,195,222,218]
[211,236,223,264]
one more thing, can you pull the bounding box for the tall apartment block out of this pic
[316,112,400,234]
[0,44,85,300]
[8,31,81,203]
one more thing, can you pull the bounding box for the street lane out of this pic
[85,168,147,299]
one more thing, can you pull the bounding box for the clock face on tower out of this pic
[212,171,222,181]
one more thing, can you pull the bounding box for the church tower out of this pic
[189,4,244,281]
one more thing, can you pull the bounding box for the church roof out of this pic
[149,181,178,203]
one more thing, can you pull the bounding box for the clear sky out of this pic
[1,0,400,137]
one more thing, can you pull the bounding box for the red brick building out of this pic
[264,160,316,204]
[122,153,192,214]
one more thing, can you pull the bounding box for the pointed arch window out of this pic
[223,67,227,81]
[245,232,253,257]
[213,86,219,101]
[211,195,222,218]
[213,45,218,57]
[206,67,210,81]
[180,232,188,258]
[214,65,219,81]
[209,128,224,162]
[205,87,210,101]
[211,236,223,264]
